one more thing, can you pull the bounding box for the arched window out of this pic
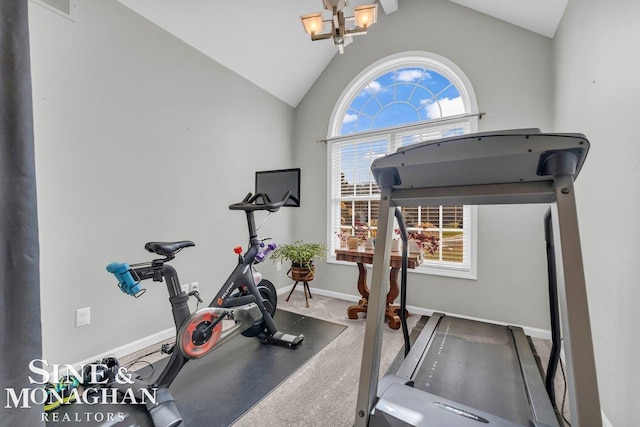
[327,52,478,278]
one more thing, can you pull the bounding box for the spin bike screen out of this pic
[255,168,300,207]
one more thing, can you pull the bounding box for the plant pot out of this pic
[347,237,359,250]
[408,239,421,253]
[364,237,375,249]
[289,263,315,282]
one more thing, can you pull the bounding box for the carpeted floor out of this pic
[232,293,420,427]
[121,291,571,427]
[120,293,419,426]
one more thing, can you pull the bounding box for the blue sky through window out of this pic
[339,67,465,185]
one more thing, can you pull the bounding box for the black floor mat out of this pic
[46,310,346,427]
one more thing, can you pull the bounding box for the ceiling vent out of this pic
[31,0,77,21]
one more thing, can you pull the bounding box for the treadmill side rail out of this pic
[509,327,561,426]
[396,313,443,381]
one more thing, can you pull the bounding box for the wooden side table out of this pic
[335,248,419,329]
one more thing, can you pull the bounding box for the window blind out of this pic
[329,118,473,272]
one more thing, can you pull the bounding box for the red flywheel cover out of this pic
[177,308,223,359]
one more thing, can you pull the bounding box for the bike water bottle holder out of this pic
[106,262,146,297]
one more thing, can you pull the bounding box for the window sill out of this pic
[327,257,477,280]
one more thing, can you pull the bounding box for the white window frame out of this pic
[326,52,479,280]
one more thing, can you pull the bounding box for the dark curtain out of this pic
[0,0,43,425]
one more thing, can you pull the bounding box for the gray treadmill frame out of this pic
[354,130,601,426]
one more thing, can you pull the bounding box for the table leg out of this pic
[346,263,409,328]
[385,267,408,330]
[347,262,369,319]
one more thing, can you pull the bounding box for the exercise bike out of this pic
[105,191,304,427]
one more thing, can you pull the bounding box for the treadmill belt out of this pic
[412,316,531,425]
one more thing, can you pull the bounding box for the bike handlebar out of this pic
[228,191,292,213]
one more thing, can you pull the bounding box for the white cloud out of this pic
[343,113,358,124]
[396,69,430,82]
[423,96,465,119]
[367,81,382,92]
[358,80,382,97]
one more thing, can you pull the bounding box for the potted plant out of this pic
[271,241,327,282]
[336,221,375,249]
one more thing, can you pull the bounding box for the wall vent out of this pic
[31,0,77,21]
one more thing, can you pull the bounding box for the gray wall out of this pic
[29,0,295,364]
[26,0,633,422]
[553,1,640,425]
[294,0,556,329]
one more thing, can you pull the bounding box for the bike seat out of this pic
[145,241,195,257]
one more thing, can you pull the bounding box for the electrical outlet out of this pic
[181,283,189,294]
[76,307,90,328]
[276,262,282,272]
[190,282,199,292]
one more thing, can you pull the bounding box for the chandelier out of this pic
[300,0,378,54]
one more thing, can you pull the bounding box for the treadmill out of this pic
[354,129,601,427]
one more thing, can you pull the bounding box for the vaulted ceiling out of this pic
[118,0,569,107]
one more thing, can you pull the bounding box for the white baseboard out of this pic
[302,286,360,303]
[65,287,300,374]
[301,286,551,340]
[67,286,313,373]
[71,286,550,374]
[277,283,294,295]
[70,285,355,370]
[68,327,175,374]
[276,284,365,302]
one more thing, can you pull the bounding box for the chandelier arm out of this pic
[311,33,334,41]
[301,1,377,53]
